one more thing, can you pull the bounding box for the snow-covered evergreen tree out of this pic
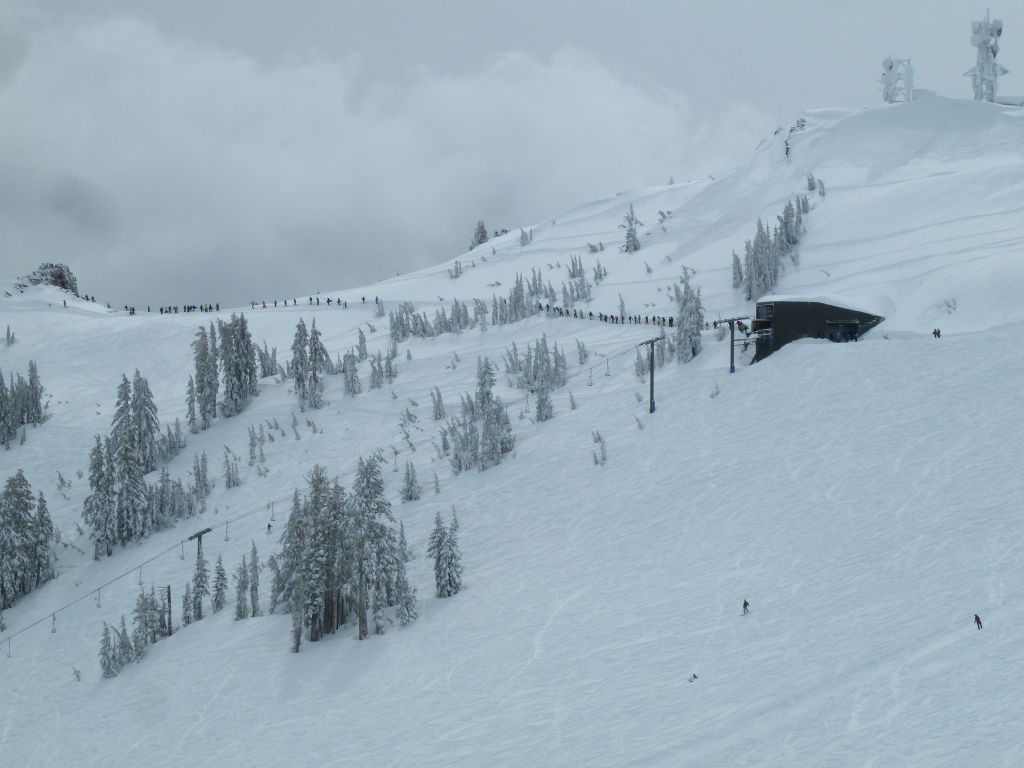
[181,582,193,626]
[31,491,56,587]
[470,220,488,249]
[131,590,151,661]
[675,272,705,363]
[0,470,37,608]
[399,521,411,562]
[249,541,261,617]
[394,556,418,625]
[349,456,395,640]
[356,328,368,361]
[117,614,133,666]
[429,509,463,598]
[131,370,160,474]
[234,556,250,620]
[192,327,217,429]
[192,540,209,621]
[342,352,361,396]
[731,251,743,290]
[99,621,118,678]
[185,376,198,434]
[290,318,310,409]
[212,555,228,612]
[620,204,641,253]
[400,461,421,502]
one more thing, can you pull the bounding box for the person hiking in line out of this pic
[974,614,983,630]
[743,599,750,615]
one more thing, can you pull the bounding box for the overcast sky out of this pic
[1,1,1020,307]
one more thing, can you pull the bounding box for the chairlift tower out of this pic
[965,9,1008,102]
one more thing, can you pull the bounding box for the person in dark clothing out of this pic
[742,599,750,615]
[974,614,983,630]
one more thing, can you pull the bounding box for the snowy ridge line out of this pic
[0,489,295,652]
[0,331,652,656]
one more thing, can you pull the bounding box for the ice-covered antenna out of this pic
[880,57,915,103]
[965,9,1008,102]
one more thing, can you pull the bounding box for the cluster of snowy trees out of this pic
[503,335,568,422]
[389,299,476,342]
[187,313,259,431]
[82,371,188,555]
[99,540,262,678]
[288,317,334,410]
[269,459,417,648]
[0,361,44,448]
[288,316,400,408]
[389,273,542,345]
[0,470,58,612]
[99,588,167,678]
[733,195,810,301]
[427,509,463,598]
[441,358,515,473]
[630,272,706,381]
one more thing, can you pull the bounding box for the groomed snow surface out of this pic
[2,97,1024,766]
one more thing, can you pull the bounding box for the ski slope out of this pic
[2,96,1024,766]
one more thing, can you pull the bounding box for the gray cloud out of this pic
[0,11,770,306]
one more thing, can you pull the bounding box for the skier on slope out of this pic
[743,599,750,615]
[974,614,983,630]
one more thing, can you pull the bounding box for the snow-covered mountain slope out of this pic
[2,96,1024,767]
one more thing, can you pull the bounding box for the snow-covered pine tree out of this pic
[186,375,198,434]
[427,511,446,597]
[372,587,387,635]
[131,370,160,474]
[117,614,133,666]
[131,590,151,661]
[290,318,310,410]
[731,251,743,290]
[470,220,488,249]
[675,272,705,363]
[192,540,209,621]
[26,361,43,426]
[0,470,37,607]
[394,556,418,625]
[31,491,56,588]
[400,461,421,502]
[343,351,361,395]
[357,328,368,361]
[348,456,395,640]
[534,363,553,422]
[431,387,445,420]
[212,554,228,612]
[99,621,118,678]
[181,582,193,626]
[249,541,261,617]
[234,555,249,620]
[399,520,411,562]
[433,509,464,598]
[620,203,641,253]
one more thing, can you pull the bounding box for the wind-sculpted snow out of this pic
[2,97,1023,766]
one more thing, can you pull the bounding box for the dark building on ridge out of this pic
[751,296,885,363]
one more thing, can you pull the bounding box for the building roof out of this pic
[757,293,888,318]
